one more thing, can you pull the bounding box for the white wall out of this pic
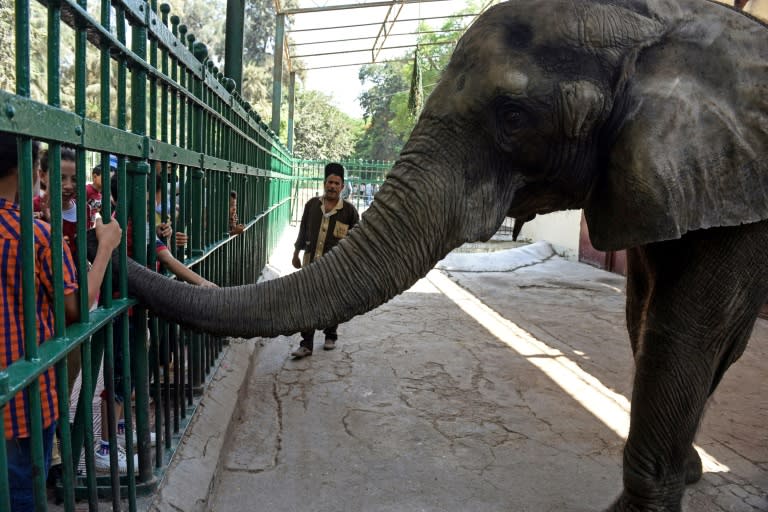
[516,209,582,261]
[745,0,768,18]
[713,0,768,18]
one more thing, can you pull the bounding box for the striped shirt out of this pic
[0,198,78,439]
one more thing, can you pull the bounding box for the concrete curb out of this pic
[148,338,258,512]
[148,227,298,511]
[436,240,556,272]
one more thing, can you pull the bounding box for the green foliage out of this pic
[407,48,423,117]
[292,89,363,160]
[166,0,228,65]
[0,3,14,94]
[354,5,477,160]
[0,2,53,103]
[354,61,409,160]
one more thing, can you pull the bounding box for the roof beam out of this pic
[372,1,404,62]
[288,28,464,47]
[287,13,477,33]
[292,38,455,59]
[278,0,452,16]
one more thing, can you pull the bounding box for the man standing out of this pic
[291,163,359,358]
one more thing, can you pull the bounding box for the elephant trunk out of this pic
[127,159,466,338]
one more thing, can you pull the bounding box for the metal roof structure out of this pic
[268,0,496,141]
[275,0,494,73]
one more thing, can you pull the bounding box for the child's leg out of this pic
[6,422,56,512]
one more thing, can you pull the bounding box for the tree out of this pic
[292,89,362,160]
[166,0,227,65]
[354,60,410,160]
[353,8,474,160]
[0,3,14,94]
[243,0,298,66]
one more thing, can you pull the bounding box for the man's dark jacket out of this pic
[295,197,359,264]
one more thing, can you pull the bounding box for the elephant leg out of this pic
[625,248,704,489]
[609,220,768,512]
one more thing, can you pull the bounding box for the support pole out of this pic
[224,0,245,88]
[271,13,285,134]
[287,71,296,151]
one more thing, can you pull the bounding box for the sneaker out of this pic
[94,442,138,474]
[117,429,157,448]
[291,346,312,358]
[323,338,336,350]
[117,421,157,448]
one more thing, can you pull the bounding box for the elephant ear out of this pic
[584,3,768,251]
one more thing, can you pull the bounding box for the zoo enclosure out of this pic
[1,0,292,510]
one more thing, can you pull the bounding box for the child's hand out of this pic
[156,222,173,239]
[94,218,122,251]
[175,231,188,247]
[198,279,217,288]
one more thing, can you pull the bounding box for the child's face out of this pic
[61,160,77,208]
[93,172,102,190]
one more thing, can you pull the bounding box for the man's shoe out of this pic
[323,339,336,350]
[291,346,312,358]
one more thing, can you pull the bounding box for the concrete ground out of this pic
[152,227,767,512]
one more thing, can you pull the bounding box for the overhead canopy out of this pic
[268,0,496,140]
[275,0,494,73]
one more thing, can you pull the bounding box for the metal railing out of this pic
[1,0,293,510]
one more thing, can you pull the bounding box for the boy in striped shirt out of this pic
[0,133,121,511]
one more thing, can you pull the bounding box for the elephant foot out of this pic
[684,445,703,485]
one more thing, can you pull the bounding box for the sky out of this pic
[289,0,482,119]
[302,65,366,118]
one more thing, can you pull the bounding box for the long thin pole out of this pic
[271,13,285,135]
[224,0,245,88]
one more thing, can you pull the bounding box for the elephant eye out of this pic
[504,110,522,127]
[494,101,528,150]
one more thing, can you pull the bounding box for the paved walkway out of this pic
[157,227,768,512]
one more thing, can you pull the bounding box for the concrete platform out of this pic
[154,227,768,512]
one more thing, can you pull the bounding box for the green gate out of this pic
[0,1,293,510]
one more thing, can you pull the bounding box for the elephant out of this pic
[123,0,768,510]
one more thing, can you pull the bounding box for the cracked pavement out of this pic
[200,232,767,512]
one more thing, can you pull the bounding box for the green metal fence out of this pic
[1,0,293,510]
[291,159,393,222]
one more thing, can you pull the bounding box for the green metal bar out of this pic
[189,42,206,391]
[0,416,7,511]
[224,0,245,88]
[46,1,77,505]
[13,0,49,508]
[271,13,285,134]
[287,71,296,151]
[191,42,207,258]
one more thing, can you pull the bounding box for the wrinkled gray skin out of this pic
[127,0,768,509]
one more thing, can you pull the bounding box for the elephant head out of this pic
[128,0,768,337]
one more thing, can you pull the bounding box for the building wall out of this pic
[739,0,767,18]
[713,0,768,18]
[516,209,582,261]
